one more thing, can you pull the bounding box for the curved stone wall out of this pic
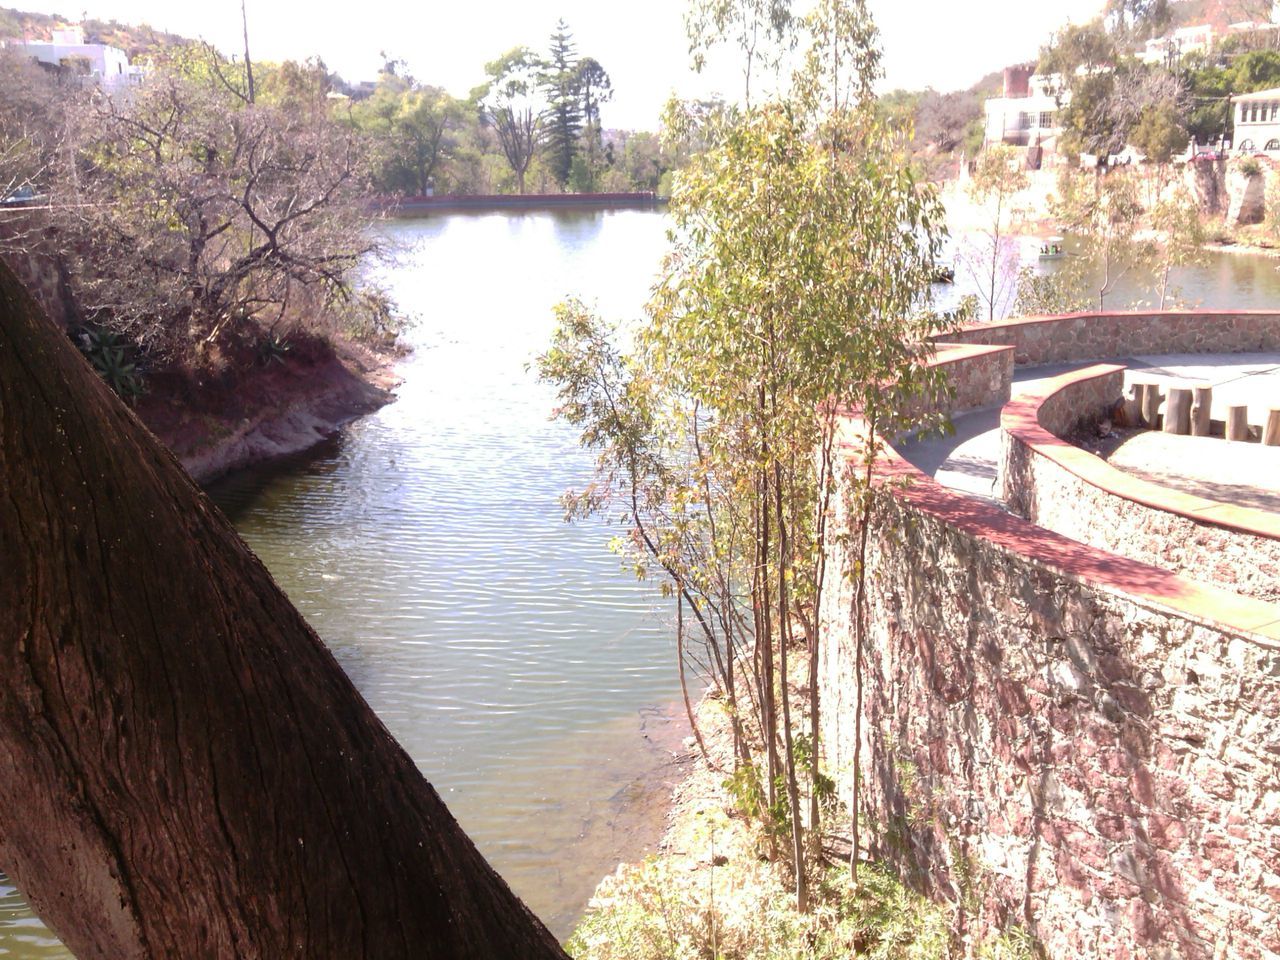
[819,331,1280,959]
[936,310,1280,366]
[999,365,1280,602]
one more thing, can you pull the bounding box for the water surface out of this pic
[4,212,1280,957]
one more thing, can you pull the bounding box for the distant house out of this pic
[983,64,1064,149]
[3,25,144,90]
[1138,24,1216,65]
[1231,88,1280,152]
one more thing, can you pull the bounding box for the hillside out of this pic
[1169,0,1275,31]
[0,6,188,58]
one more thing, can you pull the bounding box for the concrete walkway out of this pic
[897,353,1280,504]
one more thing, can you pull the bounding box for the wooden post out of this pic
[1265,409,1280,446]
[1227,404,1251,441]
[1191,386,1213,437]
[1164,388,1192,435]
[1141,383,1164,430]
[1123,382,1144,427]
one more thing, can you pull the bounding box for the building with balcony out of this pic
[983,64,1064,148]
[1231,88,1280,152]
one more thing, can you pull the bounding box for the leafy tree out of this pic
[686,0,796,105]
[1150,186,1206,308]
[541,0,956,915]
[257,56,333,109]
[1050,168,1156,310]
[960,144,1028,321]
[541,19,582,189]
[1129,98,1189,162]
[1105,0,1172,44]
[1226,48,1280,92]
[1039,20,1116,81]
[576,56,613,189]
[353,73,465,195]
[480,47,544,194]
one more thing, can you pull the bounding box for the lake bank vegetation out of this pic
[0,6,697,471]
[0,40,405,472]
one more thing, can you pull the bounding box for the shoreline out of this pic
[385,192,666,217]
[141,338,404,485]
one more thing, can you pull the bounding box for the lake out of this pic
[3,209,1279,958]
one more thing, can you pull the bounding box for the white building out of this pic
[983,65,1064,148]
[5,25,143,90]
[1232,88,1280,152]
[1138,23,1216,65]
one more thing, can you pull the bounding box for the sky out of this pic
[15,0,1109,128]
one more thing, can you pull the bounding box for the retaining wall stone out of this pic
[819,466,1280,959]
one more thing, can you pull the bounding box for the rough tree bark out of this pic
[0,259,568,959]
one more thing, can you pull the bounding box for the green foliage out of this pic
[350,72,464,195]
[257,334,291,366]
[541,0,960,917]
[1050,168,1156,309]
[76,327,146,401]
[568,857,1037,960]
[1150,184,1207,307]
[1184,50,1280,144]
[541,19,584,189]
[1129,100,1188,162]
[1225,49,1280,93]
[1240,156,1263,178]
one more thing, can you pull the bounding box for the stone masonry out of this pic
[821,313,1280,959]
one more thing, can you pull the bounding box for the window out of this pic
[1272,102,1278,121]
[1242,104,1249,123]
[1267,139,1280,150]
[1017,112,1031,130]
[1240,139,1256,150]
[1039,111,1054,128]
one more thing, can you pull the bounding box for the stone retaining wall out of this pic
[937,311,1280,366]
[999,365,1280,603]
[819,336,1280,959]
[819,444,1280,959]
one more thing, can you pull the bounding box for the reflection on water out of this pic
[4,212,1280,957]
[939,234,1280,315]
[0,210,684,954]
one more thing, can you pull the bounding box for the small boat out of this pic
[1038,237,1066,260]
[930,264,956,284]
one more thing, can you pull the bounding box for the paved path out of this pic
[896,353,1280,506]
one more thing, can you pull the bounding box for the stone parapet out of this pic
[936,311,1280,366]
[999,365,1280,602]
[820,332,1280,959]
[821,435,1280,959]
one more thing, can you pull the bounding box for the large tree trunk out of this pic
[0,260,568,959]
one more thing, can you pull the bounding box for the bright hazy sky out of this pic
[17,0,1108,128]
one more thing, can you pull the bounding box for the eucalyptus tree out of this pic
[481,47,544,194]
[1150,186,1206,308]
[1053,167,1156,310]
[540,0,955,912]
[575,57,613,187]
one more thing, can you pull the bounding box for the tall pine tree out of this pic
[541,20,582,190]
